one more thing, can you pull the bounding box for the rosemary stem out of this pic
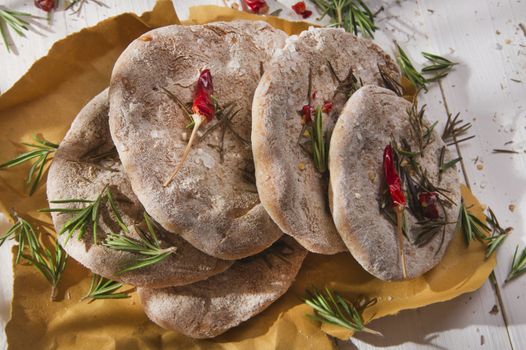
[164,114,203,187]
[50,285,58,302]
[396,207,408,279]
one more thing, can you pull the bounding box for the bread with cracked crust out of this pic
[329,85,460,280]
[109,21,287,260]
[47,89,232,288]
[252,28,400,254]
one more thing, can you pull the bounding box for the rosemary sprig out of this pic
[65,0,106,14]
[311,106,328,173]
[457,200,490,245]
[40,186,127,244]
[82,274,130,302]
[0,8,33,52]
[22,236,67,301]
[407,102,435,153]
[505,245,526,283]
[304,288,381,336]
[378,64,403,96]
[396,44,427,92]
[438,146,461,181]
[0,135,58,195]
[484,208,512,259]
[103,213,176,274]
[421,52,457,82]
[0,214,40,264]
[441,112,474,146]
[311,0,377,37]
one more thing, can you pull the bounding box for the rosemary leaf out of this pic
[65,0,107,14]
[82,274,130,301]
[311,0,377,37]
[441,112,474,145]
[484,208,512,259]
[0,8,33,52]
[311,106,328,173]
[103,213,176,274]
[0,135,58,195]
[0,215,40,264]
[395,44,427,92]
[22,236,67,301]
[421,51,457,82]
[304,288,381,335]
[456,201,490,246]
[505,245,526,283]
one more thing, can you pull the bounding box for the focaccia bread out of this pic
[47,89,232,288]
[329,85,461,280]
[252,28,400,254]
[109,21,287,260]
[138,236,307,339]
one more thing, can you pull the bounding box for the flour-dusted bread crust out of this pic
[138,236,307,339]
[109,21,287,260]
[47,89,232,288]
[329,85,461,280]
[252,28,400,254]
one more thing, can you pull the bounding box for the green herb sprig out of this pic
[311,0,377,37]
[305,288,381,335]
[0,135,58,195]
[311,106,328,173]
[484,208,512,259]
[65,0,106,14]
[0,214,40,263]
[421,52,457,82]
[396,44,427,92]
[441,112,474,146]
[505,245,526,283]
[103,213,176,274]
[82,274,130,302]
[0,8,33,52]
[39,186,128,244]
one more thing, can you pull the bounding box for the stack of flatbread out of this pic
[46,20,460,338]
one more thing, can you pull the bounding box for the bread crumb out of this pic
[509,204,516,212]
[139,34,152,42]
[504,38,512,44]
[367,171,376,183]
[181,132,188,141]
[354,193,362,199]
[298,162,305,171]
[386,296,393,301]
[477,163,484,170]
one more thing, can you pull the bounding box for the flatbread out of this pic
[47,89,232,288]
[329,85,461,280]
[138,236,307,339]
[252,28,400,254]
[109,21,287,260]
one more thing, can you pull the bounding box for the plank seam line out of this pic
[438,80,514,350]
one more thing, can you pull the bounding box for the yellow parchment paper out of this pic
[0,2,495,349]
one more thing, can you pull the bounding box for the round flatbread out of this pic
[138,236,307,339]
[252,28,400,254]
[329,85,461,280]
[47,89,232,288]
[109,21,287,260]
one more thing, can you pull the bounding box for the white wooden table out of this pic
[0,1,525,349]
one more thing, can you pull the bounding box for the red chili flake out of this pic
[244,0,268,14]
[322,101,333,113]
[34,0,55,12]
[292,1,312,18]
[383,145,406,207]
[164,69,216,186]
[301,104,314,123]
[192,69,215,122]
[312,91,317,100]
[418,192,440,219]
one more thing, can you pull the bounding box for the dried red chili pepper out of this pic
[244,0,268,14]
[383,144,408,279]
[301,104,314,123]
[164,69,216,186]
[383,145,406,207]
[35,0,55,12]
[292,1,313,19]
[418,192,440,219]
[322,101,333,113]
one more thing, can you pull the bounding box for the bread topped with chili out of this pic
[109,21,287,260]
[328,85,461,281]
[251,28,400,254]
[46,89,233,288]
[138,236,307,339]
